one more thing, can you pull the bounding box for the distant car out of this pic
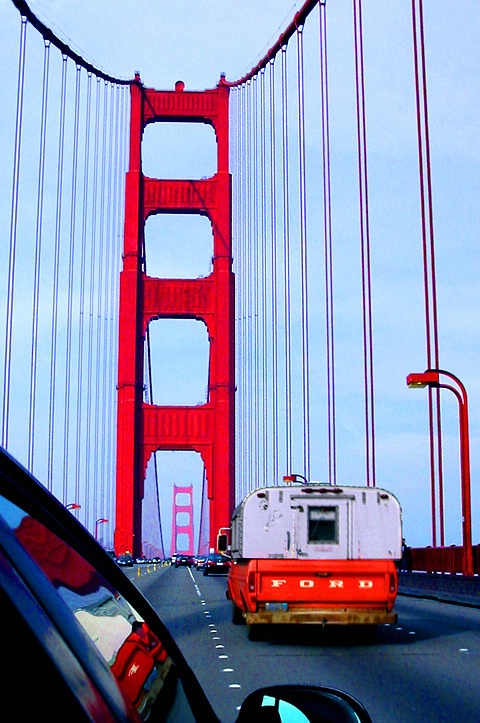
[135,556,147,564]
[195,555,207,570]
[203,553,232,576]
[175,554,192,568]
[105,549,116,560]
[116,553,134,567]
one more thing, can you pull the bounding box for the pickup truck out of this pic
[224,481,402,639]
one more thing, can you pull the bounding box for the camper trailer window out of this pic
[308,506,338,543]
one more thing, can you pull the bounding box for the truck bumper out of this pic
[245,608,397,626]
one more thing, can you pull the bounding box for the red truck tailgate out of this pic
[254,558,397,609]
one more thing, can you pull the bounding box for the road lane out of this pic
[132,564,480,723]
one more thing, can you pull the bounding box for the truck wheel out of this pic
[231,603,245,625]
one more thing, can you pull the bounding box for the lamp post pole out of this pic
[283,473,310,485]
[95,517,109,541]
[406,369,473,576]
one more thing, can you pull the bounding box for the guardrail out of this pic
[408,545,480,575]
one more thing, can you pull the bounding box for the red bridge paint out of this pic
[115,77,234,556]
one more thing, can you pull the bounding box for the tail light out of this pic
[247,571,255,593]
[389,572,396,593]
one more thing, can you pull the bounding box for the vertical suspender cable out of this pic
[107,83,128,530]
[238,88,246,498]
[28,38,50,472]
[237,86,247,498]
[353,0,376,487]
[102,82,115,519]
[247,82,255,491]
[62,64,81,504]
[231,89,239,494]
[296,25,311,479]
[247,81,252,490]
[411,0,443,546]
[93,80,108,517]
[259,69,269,484]
[269,59,280,484]
[75,71,93,513]
[85,77,102,525]
[234,88,241,496]
[281,46,293,474]
[240,85,247,492]
[252,77,260,487]
[3,15,27,449]
[47,53,68,491]
[110,85,128,522]
[319,0,337,485]
[100,81,116,518]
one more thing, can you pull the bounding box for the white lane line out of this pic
[191,572,243,699]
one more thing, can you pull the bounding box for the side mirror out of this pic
[236,684,372,722]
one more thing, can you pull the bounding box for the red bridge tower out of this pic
[171,485,195,556]
[114,77,235,556]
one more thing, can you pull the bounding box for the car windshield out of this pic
[0,493,177,720]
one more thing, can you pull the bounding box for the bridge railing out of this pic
[409,546,480,576]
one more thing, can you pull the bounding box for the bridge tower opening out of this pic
[171,485,195,556]
[114,76,235,557]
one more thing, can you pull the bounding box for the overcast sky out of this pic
[1,1,479,553]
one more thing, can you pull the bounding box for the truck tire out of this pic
[231,603,245,625]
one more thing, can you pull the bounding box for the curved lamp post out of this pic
[283,473,310,485]
[95,517,109,541]
[406,369,473,576]
[66,503,81,511]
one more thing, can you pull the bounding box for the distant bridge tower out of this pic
[114,76,235,557]
[171,485,194,555]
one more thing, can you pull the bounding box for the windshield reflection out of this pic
[1,495,176,719]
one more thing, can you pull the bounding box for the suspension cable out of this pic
[11,0,131,84]
[353,0,376,487]
[252,76,260,488]
[259,69,269,485]
[28,38,50,471]
[62,64,82,504]
[268,59,280,485]
[319,0,337,485]
[411,0,443,545]
[224,0,320,86]
[47,53,68,491]
[281,46,293,474]
[75,71,93,513]
[2,14,27,448]
[297,25,311,478]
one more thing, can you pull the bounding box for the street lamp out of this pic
[406,369,473,576]
[95,517,109,541]
[66,503,81,511]
[283,473,310,485]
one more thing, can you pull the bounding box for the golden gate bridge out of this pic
[1,0,479,574]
